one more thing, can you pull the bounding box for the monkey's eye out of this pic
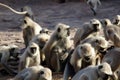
[40,71,44,75]
[24,20,27,24]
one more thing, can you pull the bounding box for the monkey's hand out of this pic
[60,52,69,61]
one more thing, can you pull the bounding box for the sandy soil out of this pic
[0,0,120,80]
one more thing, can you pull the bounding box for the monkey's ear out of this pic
[98,65,103,70]
[105,21,108,26]
[57,27,61,32]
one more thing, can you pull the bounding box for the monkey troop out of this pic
[0,2,120,80]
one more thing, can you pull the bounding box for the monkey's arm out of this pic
[25,58,30,68]
[1,53,17,75]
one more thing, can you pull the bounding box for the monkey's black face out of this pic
[57,27,70,39]
[114,19,119,25]
[30,47,36,53]
[10,48,20,58]
[93,24,100,32]
[84,56,91,62]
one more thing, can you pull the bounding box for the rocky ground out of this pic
[0,0,120,80]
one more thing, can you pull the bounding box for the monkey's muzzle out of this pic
[84,56,90,62]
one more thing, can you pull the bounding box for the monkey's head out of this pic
[113,15,120,26]
[78,43,96,62]
[38,68,52,80]
[90,19,102,32]
[22,16,33,29]
[55,23,70,39]
[28,42,39,56]
[101,19,112,28]
[9,45,21,58]
[92,36,108,53]
[36,33,50,49]
[97,62,113,80]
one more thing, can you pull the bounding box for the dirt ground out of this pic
[0,0,120,80]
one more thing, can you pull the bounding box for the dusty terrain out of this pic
[0,0,120,80]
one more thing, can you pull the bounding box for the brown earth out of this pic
[0,0,120,80]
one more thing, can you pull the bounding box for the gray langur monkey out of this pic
[112,15,120,26]
[42,23,72,69]
[72,62,113,80]
[30,28,51,64]
[101,19,120,47]
[12,65,52,80]
[81,36,109,63]
[102,47,120,80]
[22,16,42,47]
[74,19,102,47]
[0,3,42,47]
[86,0,101,15]
[102,47,120,72]
[0,45,21,75]
[19,42,40,71]
[65,43,95,80]
[70,43,97,73]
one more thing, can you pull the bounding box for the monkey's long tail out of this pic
[0,3,27,15]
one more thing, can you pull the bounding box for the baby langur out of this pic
[42,23,71,68]
[19,42,40,71]
[12,65,52,80]
[30,28,50,63]
[0,3,42,47]
[70,43,97,72]
[74,19,102,47]
[72,62,113,80]
[0,45,20,75]
[86,0,101,15]
[101,19,120,47]
[112,15,120,26]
